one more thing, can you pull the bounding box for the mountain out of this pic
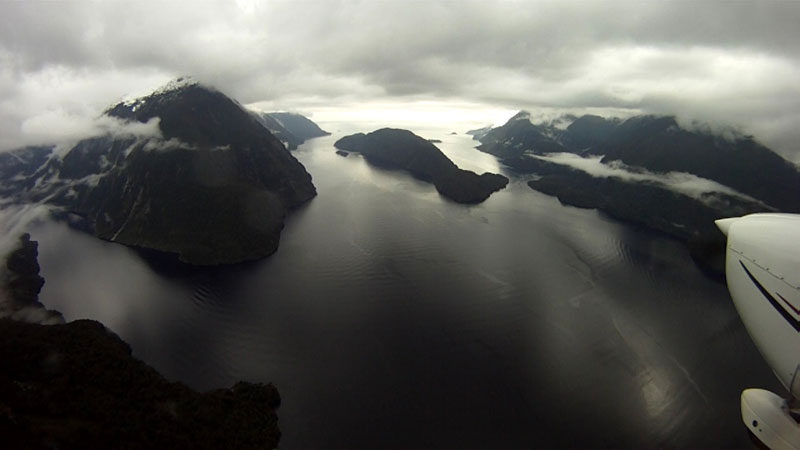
[267,112,330,141]
[473,112,800,275]
[252,111,330,150]
[559,114,620,151]
[465,125,493,141]
[0,78,317,265]
[475,111,569,158]
[476,112,800,211]
[335,128,508,204]
[593,116,800,212]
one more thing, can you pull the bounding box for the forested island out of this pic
[335,128,508,204]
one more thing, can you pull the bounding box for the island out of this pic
[335,128,508,204]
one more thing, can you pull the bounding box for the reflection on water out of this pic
[28,129,778,448]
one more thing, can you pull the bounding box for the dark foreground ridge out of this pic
[0,235,281,449]
[0,319,281,450]
[335,128,508,204]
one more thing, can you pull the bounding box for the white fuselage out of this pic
[719,213,800,396]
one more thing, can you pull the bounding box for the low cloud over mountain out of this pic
[532,153,768,208]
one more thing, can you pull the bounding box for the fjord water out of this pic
[31,127,778,448]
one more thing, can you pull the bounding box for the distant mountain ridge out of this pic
[252,111,330,150]
[335,128,508,204]
[0,78,319,265]
[475,112,800,211]
[473,111,800,274]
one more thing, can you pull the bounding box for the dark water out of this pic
[30,127,780,448]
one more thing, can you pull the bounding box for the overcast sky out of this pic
[2,0,799,161]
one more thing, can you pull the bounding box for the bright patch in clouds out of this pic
[306,101,517,132]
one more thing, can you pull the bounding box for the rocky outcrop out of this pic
[335,128,508,204]
[4,234,44,305]
[0,234,62,324]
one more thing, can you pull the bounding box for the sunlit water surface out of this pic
[30,126,778,448]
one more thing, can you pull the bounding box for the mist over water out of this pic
[532,152,765,205]
[28,127,778,448]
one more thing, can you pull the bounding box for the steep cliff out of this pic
[0,78,318,265]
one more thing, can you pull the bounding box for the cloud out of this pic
[531,153,770,207]
[0,1,799,161]
[20,110,162,148]
[0,65,169,150]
